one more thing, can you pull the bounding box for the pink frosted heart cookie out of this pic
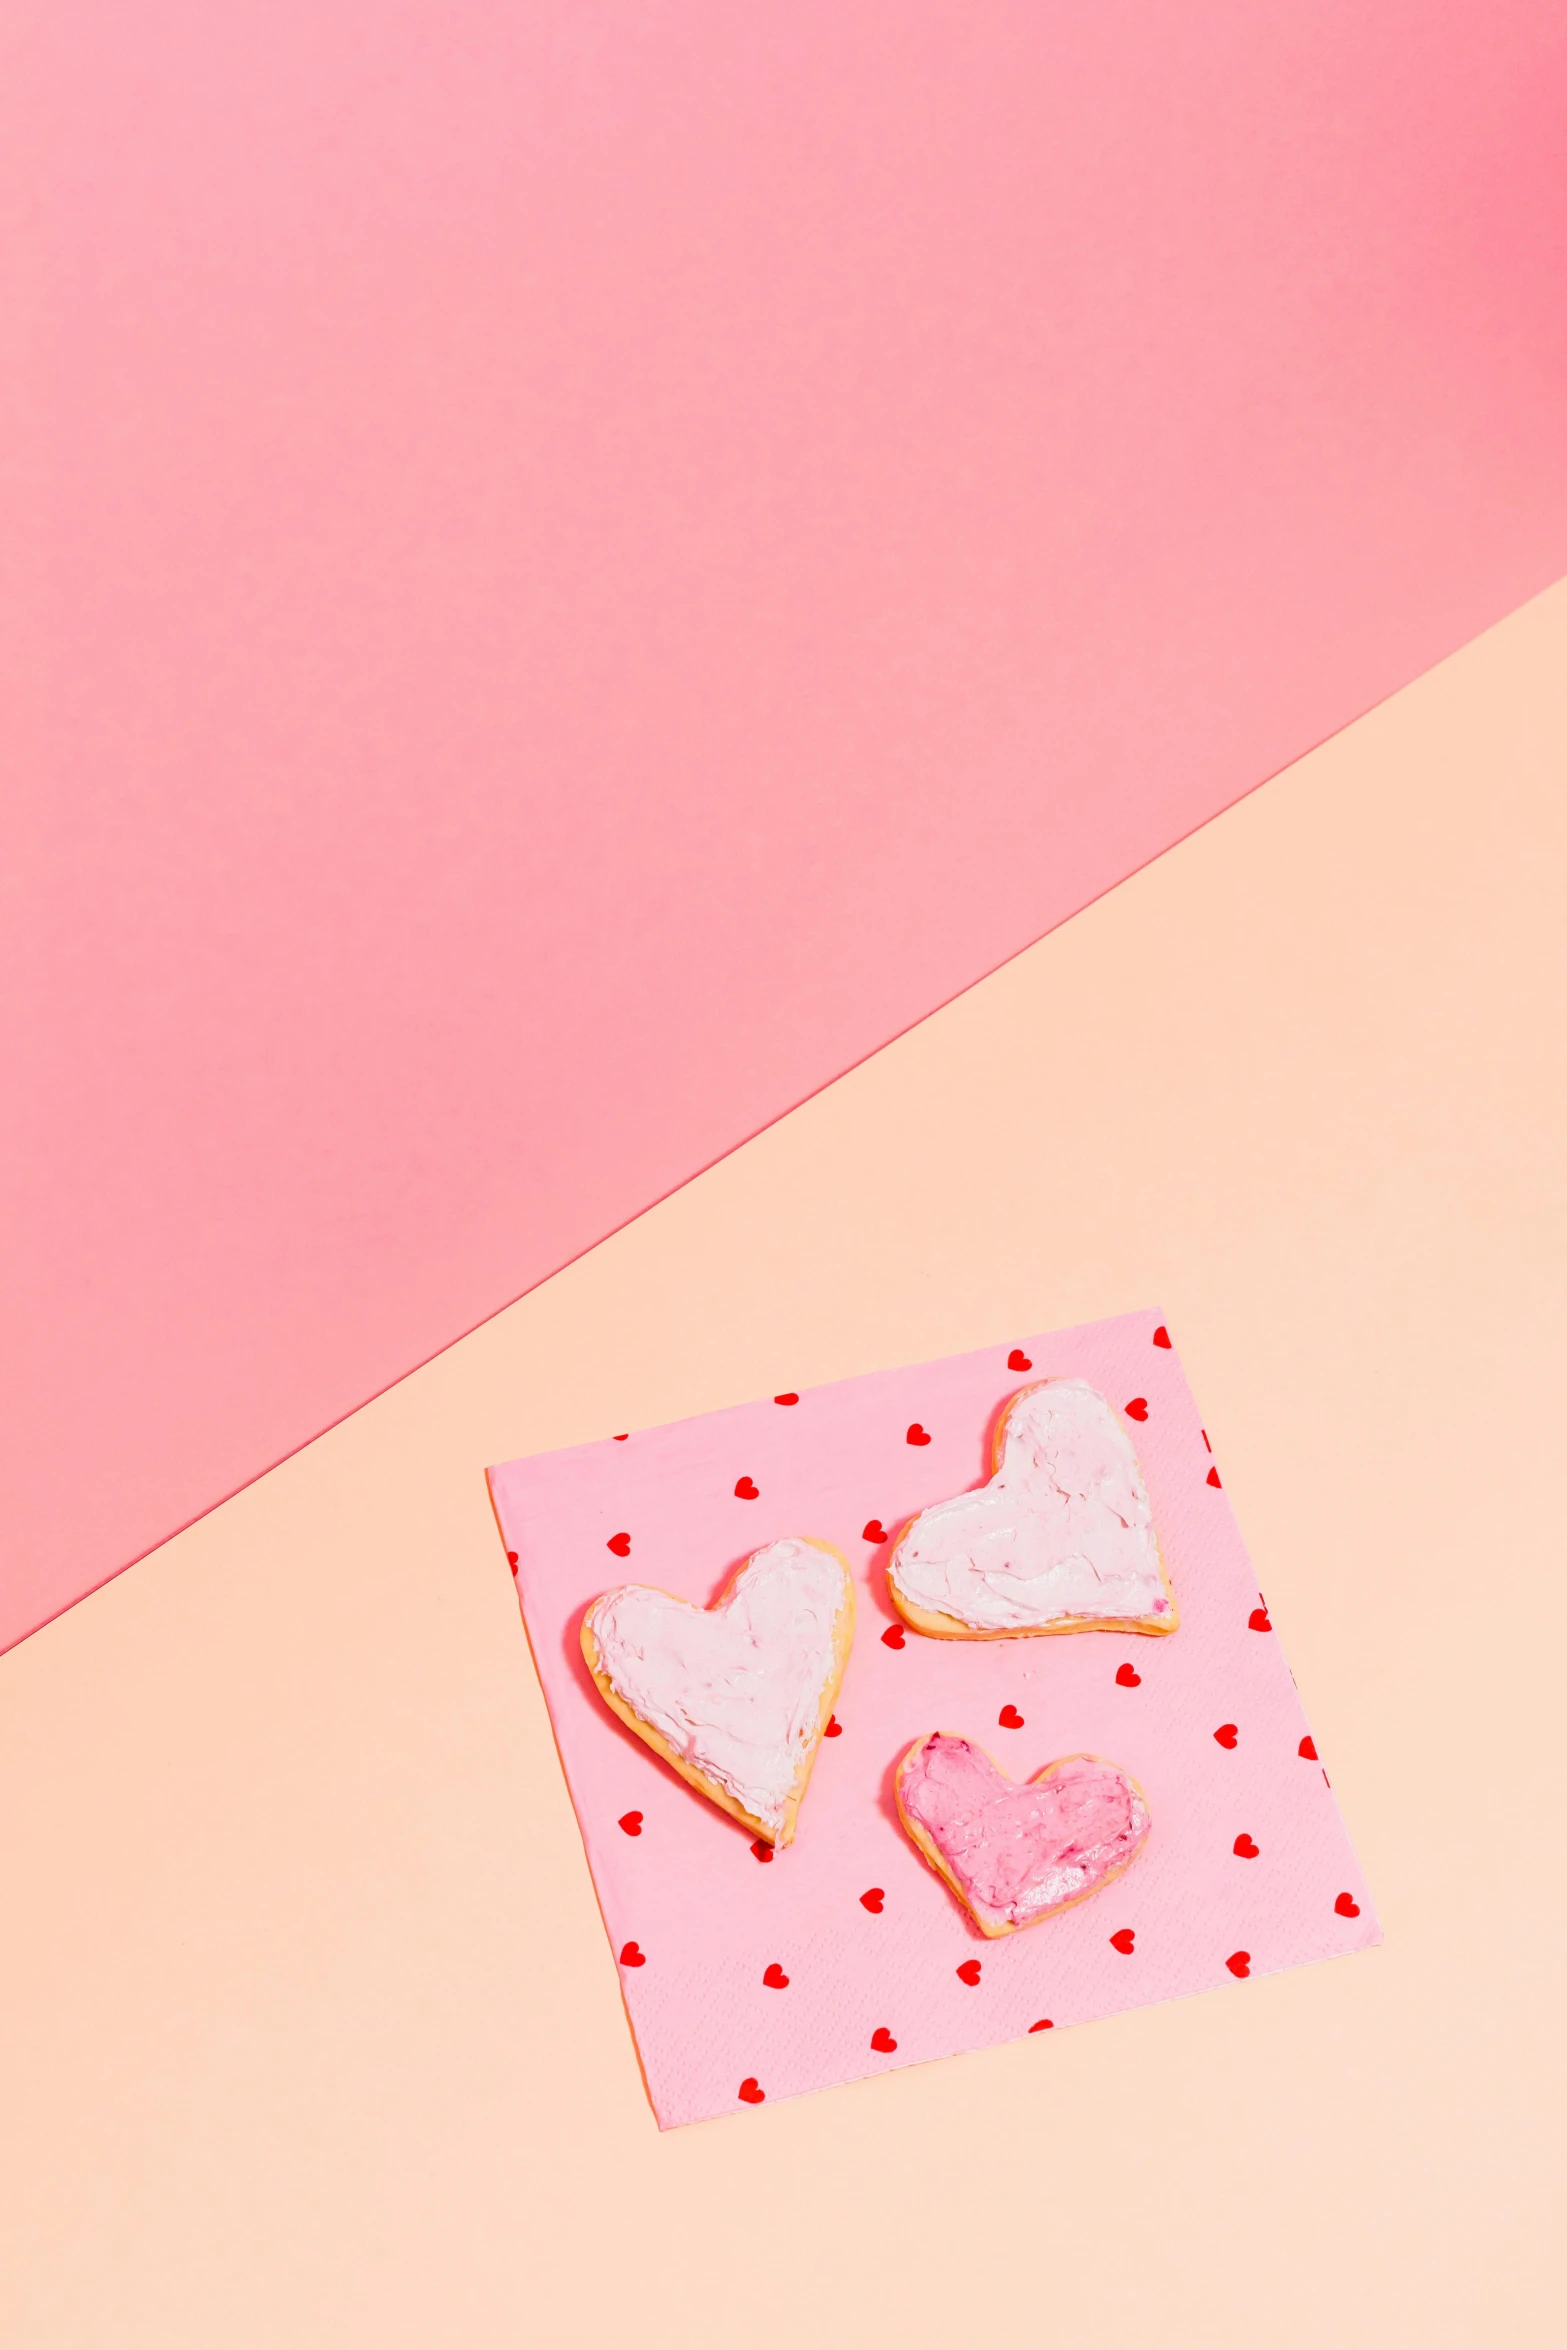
[896,1731,1151,1937]
[887,1377,1177,1638]
[581,1537,854,1847]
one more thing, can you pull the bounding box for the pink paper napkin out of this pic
[489,1314,1378,2126]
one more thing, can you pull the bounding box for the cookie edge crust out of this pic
[580,1537,856,1849]
[893,1733,1154,1938]
[887,1380,1180,1640]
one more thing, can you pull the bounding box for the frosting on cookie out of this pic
[898,1733,1149,1932]
[889,1378,1171,1632]
[585,1537,849,1834]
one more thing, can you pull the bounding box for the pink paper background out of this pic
[490,1313,1377,2126]
[9,3,1567,1651]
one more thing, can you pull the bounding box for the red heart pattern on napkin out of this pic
[491,1311,1375,2127]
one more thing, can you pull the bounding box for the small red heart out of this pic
[1248,1606,1271,1632]
[1007,1349,1033,1371]
[1124,1397,1149,1421]
[750,1839,773,1863]
[956,1959,982,1985]
[1207,1467,1223,1488]
[1109,1928,1136,1955]
[1233,1834,1260,1859]
[612,1433,629,1442]
[1335,1892,1361,1918]
[1028,2018,1054,2032]
[774,1392,799,1406]
[734,1476,760,1500]
[618,1811,643,1836]
[906,1422,932,1446]
[506,1551,519,1570]
[1225,1950,1251,1978]
[1115,1662,1141,1688]
[870,2027,897,2053]
[824,1715,842,1737]
[882,1623,905,1649]
[862,1519,890,1544]
[763,1963,790,1989]
[1152,1325,1172,1348]
[738,2077,766,2104]
[620,1940,646,1967]
[998,1704,1025,1729]
[1299,1736,1319,1761]
[1214,1723,1239,1748]
[607,1531,631,1556]
[860,1887,885,1913]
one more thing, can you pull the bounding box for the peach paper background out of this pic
[0,584,1562,2342]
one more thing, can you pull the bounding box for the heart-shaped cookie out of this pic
[895,1732,1151,1937]
[581,1537,854,1847]
[887,1378,1177,1638]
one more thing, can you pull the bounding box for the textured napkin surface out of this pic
[490,1314,1377,2126]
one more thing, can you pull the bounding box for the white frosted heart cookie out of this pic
[896,1731,1152,1937]
[581,1536,855,1847]
[888,1377,1177,1639]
